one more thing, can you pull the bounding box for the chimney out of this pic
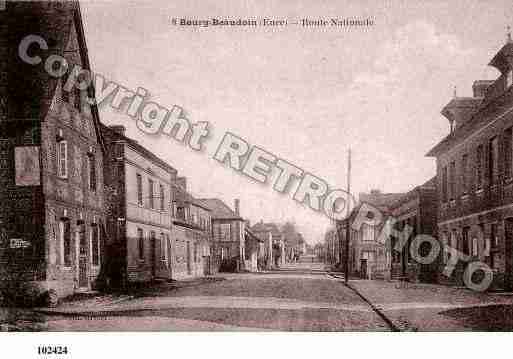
[472,80,494,98]
[234,199,240,216]
[109,125,126,136]
[176,177,187,191]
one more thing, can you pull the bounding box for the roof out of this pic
[358,191,405,211]
[101,123,177,175]
[4,1,105,151]
[388,176,437,210]
[428,42,513,158]
[245,228,263,243]
[251,222,281,236]
[196,198,243,220]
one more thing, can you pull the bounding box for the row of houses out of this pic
[326,32,513,291]
[0,1,279,302]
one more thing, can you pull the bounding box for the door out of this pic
[360,259,368,279]
[150,231,156,279]
[78,224,88,288]
[505,219,513,291]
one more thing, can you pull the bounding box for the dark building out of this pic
[101,124,176,286]
[388,177,438,283]
[427,34,513,290]
[0,1,106,299]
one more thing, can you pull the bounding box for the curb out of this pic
[327,273,401,332]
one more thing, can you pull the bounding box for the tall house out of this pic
[0,1,106,298]
[427,35,513,290]
[101,124,176,286]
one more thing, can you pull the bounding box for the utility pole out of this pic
[345,148,351,284]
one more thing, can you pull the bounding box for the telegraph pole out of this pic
[345,148,351,284]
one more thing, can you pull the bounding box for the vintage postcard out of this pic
[1,0,513,355]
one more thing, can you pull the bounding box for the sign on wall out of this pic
[15,146,40,186]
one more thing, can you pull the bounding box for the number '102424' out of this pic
[37,346,69,355]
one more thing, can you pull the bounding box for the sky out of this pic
[80,0,513,244]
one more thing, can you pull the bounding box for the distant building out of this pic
[101,124,176,286]
[427,35,513,290]
[170,178,212,279]
[0,2,106,299]
[338,189,404,279]
[387,177,438,283]
[198,198,246,272]
[251,221,285,268]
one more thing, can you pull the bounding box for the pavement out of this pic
[4,261,513,331]
[348,279,513,331]
[30,263,389,331]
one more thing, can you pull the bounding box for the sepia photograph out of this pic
[1,0,513,356]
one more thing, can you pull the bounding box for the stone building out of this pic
[0,1,106,299]
[101,124,176,286]
[387,177,438,283]
[427,35,513,290]
[170,178,212,279]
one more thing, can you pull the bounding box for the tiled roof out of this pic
[196,198,242,220]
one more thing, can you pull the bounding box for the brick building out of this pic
[427,35,513,290]
[387,177,438,283]
[0,1,106,299]
[101,124,176,286]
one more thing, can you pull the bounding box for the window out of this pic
[137,228,144,260]
[462,227,470,255]
[57,140,68,178]
[491,223,499,249]
[507,70,513,88]
[159,184,165,211]
[193,242,198,262]
[449,161,456,200]
[441,166,448,202]
[88,154,96,192]
[91,224,100,266]
[160,233,168,262]
[461,154,468,194]
[362,224,374,241]
[489,137,499,185]
[215,223,231,241]
[505,128,513,179]
[148,179,154,209]
[136,174,143,205]
[74,88,81,110]
[476,145,484,189]
[60,219,72,267]
[471,236,479,257]
[442,232,449,264]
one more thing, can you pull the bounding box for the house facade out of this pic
[170,178,212,280]
[199,198,245,272]
[387,177,438,283]
[102,124,176,286]
[0,1,106,300]
[427,37,513,290]
[338,190,404,280]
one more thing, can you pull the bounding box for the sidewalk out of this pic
[37,276,224,315]
[349,280,513,331]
